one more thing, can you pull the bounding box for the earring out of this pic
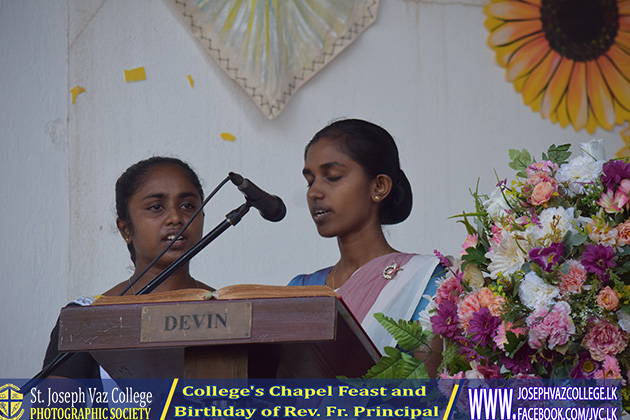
[374,195,380,201]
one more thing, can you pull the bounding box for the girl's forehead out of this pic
[134,165,199,196]
[305,138,353,164]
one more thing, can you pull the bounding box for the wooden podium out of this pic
[58,294,381,379]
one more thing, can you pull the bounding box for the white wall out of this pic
[1,0,70,376]
[1,0,622,377]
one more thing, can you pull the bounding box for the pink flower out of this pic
[439,371,465,379]
[431,300,461,339]
[529,181,556,206]
[582,319,629,361]
[527,161,558,176]
[526,301,575,350]
[597,188,629,213]
[488,295,507,316]
[436,275,464,305]
[593,356,623,380]
[460,234,479,256]
[464,361,502,379]
[490,224,503,246]
[433,249,453,268]
[619,179,630,195]
[476,362,502,379]
[477,287,495,308]
[458,293,481,333]
[527,171,555,186]
[597,286,620,311]
[617,220,630,245]
[494,321,528,351]
[558,260,587,295]
[526,172,558,206]
[438,371,465,399]
[464,361,485,379]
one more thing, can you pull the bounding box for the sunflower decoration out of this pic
[484,0,630,134]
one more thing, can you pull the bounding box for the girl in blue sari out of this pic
[289,119,443,368]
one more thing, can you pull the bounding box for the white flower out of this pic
[417,297,437,333]
[519,272,560,310]
[463,263,485,290]
[579,139,606,160]
[617,310,630,334]
[483,187,510,219]
[526,206,577,247]
[485,232,527,279]
[556,156,604,196]
[581,217,621,249]
[463,361,486,379]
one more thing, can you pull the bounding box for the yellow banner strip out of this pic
[442,383,460,420]
[160,378,179,420]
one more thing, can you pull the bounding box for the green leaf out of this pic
[363,347,402,379]
[508,148,532,177]
[615,261,630,276]
[455,214,479,236]
[512,276,520,298]
[542,144,572,166]
[449,211,487,219]
[563,230,587,248]
[554,342,569,355]
[440,341,470,374]
[361,347,410,379]
[503,330,521,353]
[396,351,429,379]
[448,356,470,376]
[374,313,430,352]
[550,362,571,379]
[461,247,488,266]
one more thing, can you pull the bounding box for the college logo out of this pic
[0,384,24,420]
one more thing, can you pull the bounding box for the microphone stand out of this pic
[137,202,250,294]
[21,202,252,393]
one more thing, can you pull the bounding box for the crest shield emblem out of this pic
[0,384,24,420]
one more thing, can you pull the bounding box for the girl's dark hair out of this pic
[115,156,204,263]
[305,119,412,225]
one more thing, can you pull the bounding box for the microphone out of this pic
[229,172,286,222]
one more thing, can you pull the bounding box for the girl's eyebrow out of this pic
[321,161,346,169]
[142,193,166,200]
[302,161,347,176]
[141,191,199,200]
[179,192,200,199]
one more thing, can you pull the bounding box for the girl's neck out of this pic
[336,229,393,273]
[129,264,197,294]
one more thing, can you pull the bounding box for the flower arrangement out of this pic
[424,140,630,411]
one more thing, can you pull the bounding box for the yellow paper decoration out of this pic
[71,85,86,104]
[220,132,236,142]
[124,67,146,82]
[187,74,194,88]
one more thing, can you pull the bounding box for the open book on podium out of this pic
[57,285,381,379]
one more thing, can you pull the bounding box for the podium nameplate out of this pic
[59,296,380,378]
[140,301,252,343]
